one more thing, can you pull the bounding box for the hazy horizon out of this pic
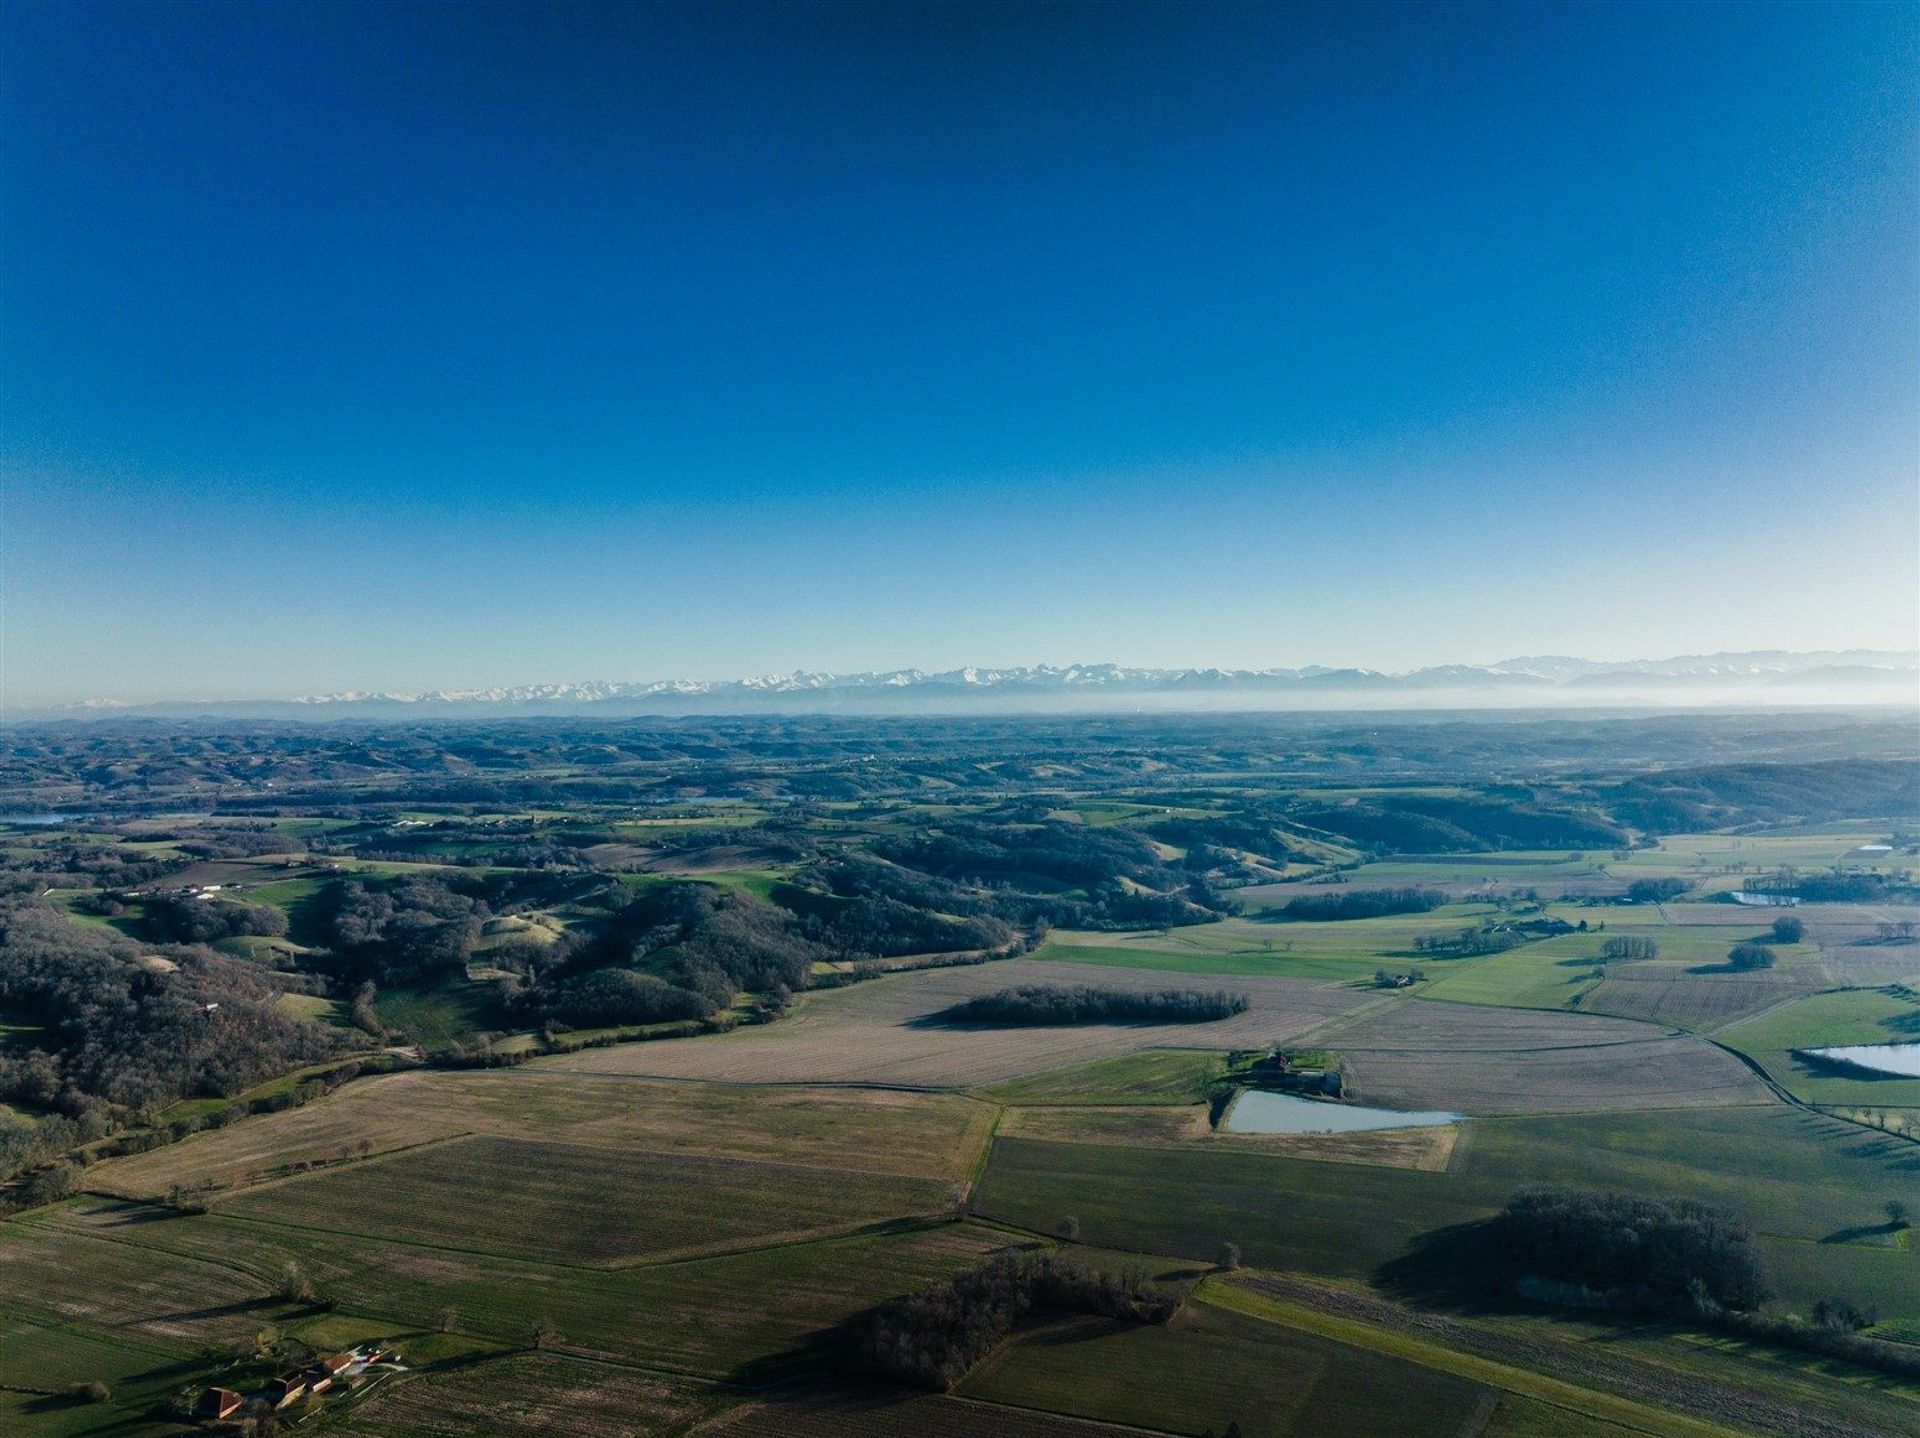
[11,642,1920,711]
[15,646,1917,717]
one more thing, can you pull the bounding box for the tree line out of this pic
[939,984,1248,1027]
[841,1250,1180,1390]
[1282,888,1446,921]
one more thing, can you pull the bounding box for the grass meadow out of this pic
[972,1105,1920,1317]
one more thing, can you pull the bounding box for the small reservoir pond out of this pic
[1223,1090,1461,1134]
[1805,1044,1920,1078]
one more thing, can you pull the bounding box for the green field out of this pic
[0,1002,47,1052]
[962,1300,1490,1438]
[26,1201,1005,1380]
[321,1353,717,1437]
[0,1314,194,1437]
[1420,929,1824,1031]
[1035,905,1519,982]
[977,1048,1227,1106]
[973,1106,1920,1317]
[242,875,335,944]
[218,1134,954,1264]
[372,977,508,1046]
[1717,988,1920,1107]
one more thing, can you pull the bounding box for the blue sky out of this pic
[4,0,1915,703]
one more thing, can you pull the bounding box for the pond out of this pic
[1804,1044,1920,1078]
[1222,1089,1461,1134]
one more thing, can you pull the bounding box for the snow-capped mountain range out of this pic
[33,651,1919,721]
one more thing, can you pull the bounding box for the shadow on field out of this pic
[140,1295,283,1325]
[16,1394,88,1416]
[1373,1218,1513,1312]
[1370,1219,1678,1352]
[712,1380,957,1427]
[1018,1314,1128,1349]
[122,1354,217,1385]
[84,1197,198,1227]
[725,1324,842,1389]
[905,1011,1175,1030]
[1820,1220,1907,1245]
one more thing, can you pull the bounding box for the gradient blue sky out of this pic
[4,0,1916,704]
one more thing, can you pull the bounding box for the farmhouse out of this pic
[193,1387,242,1420]
[264,1373,307,1407]
[1250,1048,1344,1096]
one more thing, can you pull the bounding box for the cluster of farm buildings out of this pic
[191,1346,396,1422]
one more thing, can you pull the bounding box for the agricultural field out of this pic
[2,715,1918,1436]
[1718,987,1920,1108]
[325,1354,717,1438]
[543,959,1371,1086]
[216,1135,955,1264]
[972,1105,1920,1316]
[25,1195,1011,1378]
[1036,909,1514,982]
[1322,1000,1770,1114]
[960,1299,1492,1438]
[93,1069,994,1197]
[975,1047,1227,1106]
[714,1390,1149,1437]
[992,1102,1462,1169]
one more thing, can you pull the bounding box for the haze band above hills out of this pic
[39,649,1920,720]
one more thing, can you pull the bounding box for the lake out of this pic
[1223,1089,1461,1134]
[1805,1044,1920,1078]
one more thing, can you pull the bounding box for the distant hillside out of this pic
[30,650,1918,720]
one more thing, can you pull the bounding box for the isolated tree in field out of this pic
[66,1380,109,1403]
[1057,1215,1081,1243]
[1812,1296,1874,1332]
[1770,915,1805,944]
[1888,1199,1912,1230]
[276,1261,313,1303]
[433,1306,458,1334]
[1599,936,1658,963]
[1726,943,1775,971]
[527,1316,558,1350]
[1216,1241,1241,1271]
